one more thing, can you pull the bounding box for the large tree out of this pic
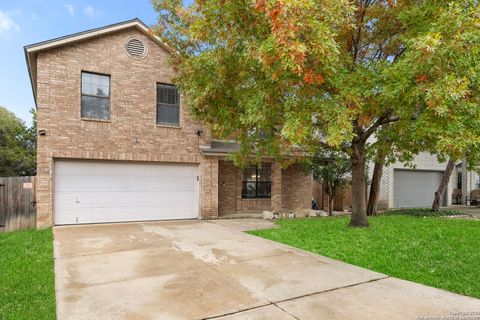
[0,107,36,177]
[152,0,480,226]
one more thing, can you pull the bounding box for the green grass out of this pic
[0,229,56,320]
[249,215,480,298]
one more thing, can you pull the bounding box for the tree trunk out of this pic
[350,140,369,227]
[328,194,334,216]
[367,153,385,216]
[432,159,455,212]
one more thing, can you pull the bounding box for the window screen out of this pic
[157,83,180,125]
[81,72,110,120]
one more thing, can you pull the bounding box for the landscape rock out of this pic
[317,210,329,217]
[278,211,290,219]
[262,211,275,220]
[295,209,321,218]
[294,209,308,218]
[307,210,319,218]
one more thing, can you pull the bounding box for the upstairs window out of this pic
[81,72,110,120]
[242,165,272,199]
[157,83,180,126]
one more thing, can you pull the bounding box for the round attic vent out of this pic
[125,38,147,59]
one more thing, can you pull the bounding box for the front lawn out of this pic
[249,214,480,298]
[0,229,56,320]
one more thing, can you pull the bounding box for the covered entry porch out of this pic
[199,141,313,218]
[217,159,313,217]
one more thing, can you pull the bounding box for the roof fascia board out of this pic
[25,19,169,53]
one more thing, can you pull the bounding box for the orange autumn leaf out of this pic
[415,74,428,82]
[358,115,372,126]
[269,2,282,22]
[254,0,266,11]
[303,70,325,85]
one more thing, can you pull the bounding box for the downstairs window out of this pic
[242,165,271,199]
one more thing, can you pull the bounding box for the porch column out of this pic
[200,156,219,219]
[271,162,282,212]
[461,158,472,205]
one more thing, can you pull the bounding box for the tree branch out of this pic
[361,112,400,141]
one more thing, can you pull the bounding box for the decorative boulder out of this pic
[262,211,275,220]
[294,209,308,218]
[279,211,290,219]
[317,210,329,217]
[306,210,319,218]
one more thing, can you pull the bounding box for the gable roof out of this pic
[24,18,172,106]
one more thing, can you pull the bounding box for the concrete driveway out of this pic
[54,219,480,319]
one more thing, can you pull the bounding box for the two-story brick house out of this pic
[25,19,313,228]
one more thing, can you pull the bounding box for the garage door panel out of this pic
[73,208,99,225]
[132,177,148,191]
[78,192,100,207]
[55,175,76,190]
[55,191,77,207]
[165,191,183,203]
[54,161,198,225]
[148,194,165,205]
[115,192,133,206]
[76,176,94,190]
[116,177,132,190]
[67,162,94,175]
[132,192,149,205]
[98,177,115,190]
[148,175,165,190]
[181,177,195,190]
[96,192,115,206]
[181,191,195,202]
[164,177,181,190]
[133,165,153,176]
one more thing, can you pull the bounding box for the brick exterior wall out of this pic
[271,162,283,211]
[200,157,219,219]
[218,160,237,213]
[35,28,212,227]
[281,164,312,211]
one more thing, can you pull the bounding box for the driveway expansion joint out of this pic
[272,302,301,320]
[272,275,390,304]
[199,276,390,319]
[199,303,273,320]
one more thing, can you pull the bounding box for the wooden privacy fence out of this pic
[0,176,36,232]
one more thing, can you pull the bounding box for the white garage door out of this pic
[54,161,198,225]
[394,170,446,208]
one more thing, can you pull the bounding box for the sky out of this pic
[0,0,191,125]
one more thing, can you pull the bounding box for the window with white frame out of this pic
[81,72,110,120]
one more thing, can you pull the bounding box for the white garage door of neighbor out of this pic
[54,161,199,225]
[394,169,446,208]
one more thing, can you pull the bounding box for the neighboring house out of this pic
[25,19,314,228]
[372,152,480,209]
